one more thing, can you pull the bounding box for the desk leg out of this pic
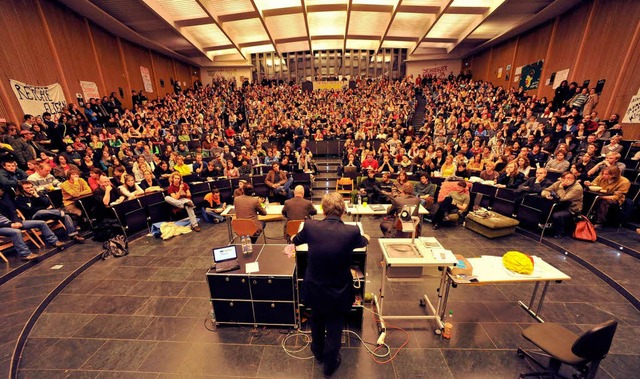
[226,216,233,242]
[518,282,549,323]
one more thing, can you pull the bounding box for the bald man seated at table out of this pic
[282,185,317,237]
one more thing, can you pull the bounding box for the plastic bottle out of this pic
[357,194,362,206]
[264,197,269,208]
[241,236,250,254]
[442,310,453,339]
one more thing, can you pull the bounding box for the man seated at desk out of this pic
[282,185,317,237]
[290,192,369,376]
[234,183,267,241]
[380,182,421,237]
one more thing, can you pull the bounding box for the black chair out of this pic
[190,182,211,207]
[492,188,517,217]
[516,195,556,241]
[251,175,270,198]
[471,182,498,209]
[111,199,146,237]
[517,320,618,379]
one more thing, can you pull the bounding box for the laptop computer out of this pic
[212,245,241,273]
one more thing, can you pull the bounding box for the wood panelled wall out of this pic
[468,0,640,140]
[0,0,200,123]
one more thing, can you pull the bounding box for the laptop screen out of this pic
[212,245,237,263]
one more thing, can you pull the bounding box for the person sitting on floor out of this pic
[431,180,470,230]
[14,180,84,242]
[200,188,226,224]
[165,172,200,232]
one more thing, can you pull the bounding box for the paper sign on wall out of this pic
[80,81,100,101]
[140,66,154,93]
[497,67,503,78]
[553,68,570,89]
[622,95,640,123]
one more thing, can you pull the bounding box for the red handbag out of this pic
[573,215,597,242]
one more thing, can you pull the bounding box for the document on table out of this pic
[245,262,260,274]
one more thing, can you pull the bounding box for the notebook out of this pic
[212,245,240,272]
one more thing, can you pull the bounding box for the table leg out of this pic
[518,281,550,323]
[226,215,233,242]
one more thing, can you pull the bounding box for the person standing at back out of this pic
[291,192,369,376]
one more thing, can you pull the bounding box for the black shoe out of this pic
[323,354,341,376]
[432,223,439,230]
[593,223,603,230]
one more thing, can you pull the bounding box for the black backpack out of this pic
[101,234,129,259]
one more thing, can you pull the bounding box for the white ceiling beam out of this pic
[410,0,454,55]
[139,0,212,61]
[447,0,507,53]
[301,0,313,52]
[194,0,247,60]
[249,0,280,58]
[342,0,353,53]
[376,0,402,53]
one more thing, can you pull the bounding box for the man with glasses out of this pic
[541,172,583,238]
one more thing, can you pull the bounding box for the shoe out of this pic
[323,354,341,376]
[432,224,439,230]
[593,223,603,230]
[443,215,450,222]
[213,219,220,224]
[72,235,85,243]
[192,225,201,232]
[53,241,65,248]
[185,201,195,208]
[21,253,39,261]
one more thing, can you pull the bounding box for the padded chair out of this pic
[285,219,304,243]
[336,177,354,198]
[517,319,618,379]
[231,218,265,244]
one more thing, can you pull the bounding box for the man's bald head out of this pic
[294,185,305,197]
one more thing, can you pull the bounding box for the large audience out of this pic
[0,73,637,259]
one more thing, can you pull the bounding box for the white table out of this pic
[443,255,571,323]
[376,237,458,334]
[346,203,429,222]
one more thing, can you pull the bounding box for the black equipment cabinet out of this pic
[206,245,297,327]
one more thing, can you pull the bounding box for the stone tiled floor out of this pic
[3,217,639,378]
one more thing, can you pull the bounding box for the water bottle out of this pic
[442,310,453,339]
[264,197,269,208]
[357,194,362,206]
[241,236,250,254]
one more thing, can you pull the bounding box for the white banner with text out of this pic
[9,79,67,116]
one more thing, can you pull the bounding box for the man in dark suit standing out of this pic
[233,183,267,238]
[291,192,369,376]
[379,182,421,237]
